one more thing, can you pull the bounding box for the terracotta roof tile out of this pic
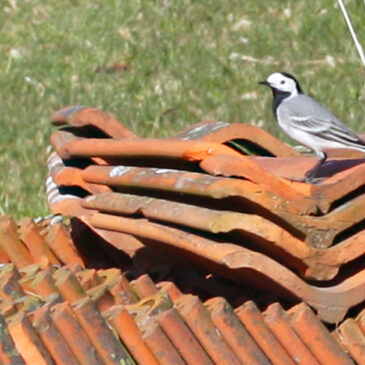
[176,294,242,365]
[51,106,136,138]
[235,300,296,365]
[252,156,365,213]
[205,297,270,365]
[18,223,60,266]
[47,152,112,194]
[7,311,55,365]
[104,305,159,365]
[0,313,25,365]
[130,274,159,299]
[53,267,87,302]
[199,154,313,206]
[80,164,313,215]
[0,216,33,268]
[50,301,105,365]
[334,318,365,364]
[44,223,85,268]
[156,307,214,365]
[288,303,355,365]
[32,305,79,365]
[141,319,185,365]
[263,302,320,365]
[175,120,300,157]
[72,297,135,364]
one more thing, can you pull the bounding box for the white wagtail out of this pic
[259,72,365,181]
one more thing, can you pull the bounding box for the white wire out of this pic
[337,0,365,69]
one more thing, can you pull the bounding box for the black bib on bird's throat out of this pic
[271,89,291,120]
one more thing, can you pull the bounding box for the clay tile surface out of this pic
[49,158,365,254]
[76,158,363,248]
[51,132,244,161]
[335,317,365,364]
[175,120,301,157]
[288,303,355,365]
[47,110,364,296]
[0,251,363,364]
[88,212,365,324]
[47,152,112,195]
[205,297,270,365]
[7,104,359,363]
[82,192,364,281]
[51,105,136,138]
[157,307,214,365]
[252,156,365,213]
[80,164,313,216]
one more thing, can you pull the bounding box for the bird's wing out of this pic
[289,115,361,143]
[282,95,364,144]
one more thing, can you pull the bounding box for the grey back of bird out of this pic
[277,93,365,152]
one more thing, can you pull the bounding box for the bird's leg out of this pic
[304,152,327,183]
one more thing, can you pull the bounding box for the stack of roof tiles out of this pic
[3,104,360,364]
[0,216,364,364]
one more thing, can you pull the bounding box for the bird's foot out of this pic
[303,176,323,184]
[286,176,322,184]
[303,169,325,184]
[286,176,307,183]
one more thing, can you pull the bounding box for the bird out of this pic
[259,72,365,182]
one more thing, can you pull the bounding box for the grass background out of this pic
[0,0,364,218]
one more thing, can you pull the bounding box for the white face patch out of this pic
[266,72,298,95]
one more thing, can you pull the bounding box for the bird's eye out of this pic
[280,80,285,84]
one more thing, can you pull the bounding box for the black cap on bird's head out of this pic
[259,72,303,95]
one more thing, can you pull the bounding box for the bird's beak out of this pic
[259,80,270,86]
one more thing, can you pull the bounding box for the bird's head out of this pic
[259,72,302,96]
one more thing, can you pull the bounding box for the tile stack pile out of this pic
[8,103,358,364]
[0,240,364,364]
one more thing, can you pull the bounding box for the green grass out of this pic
[0,0,364,218]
